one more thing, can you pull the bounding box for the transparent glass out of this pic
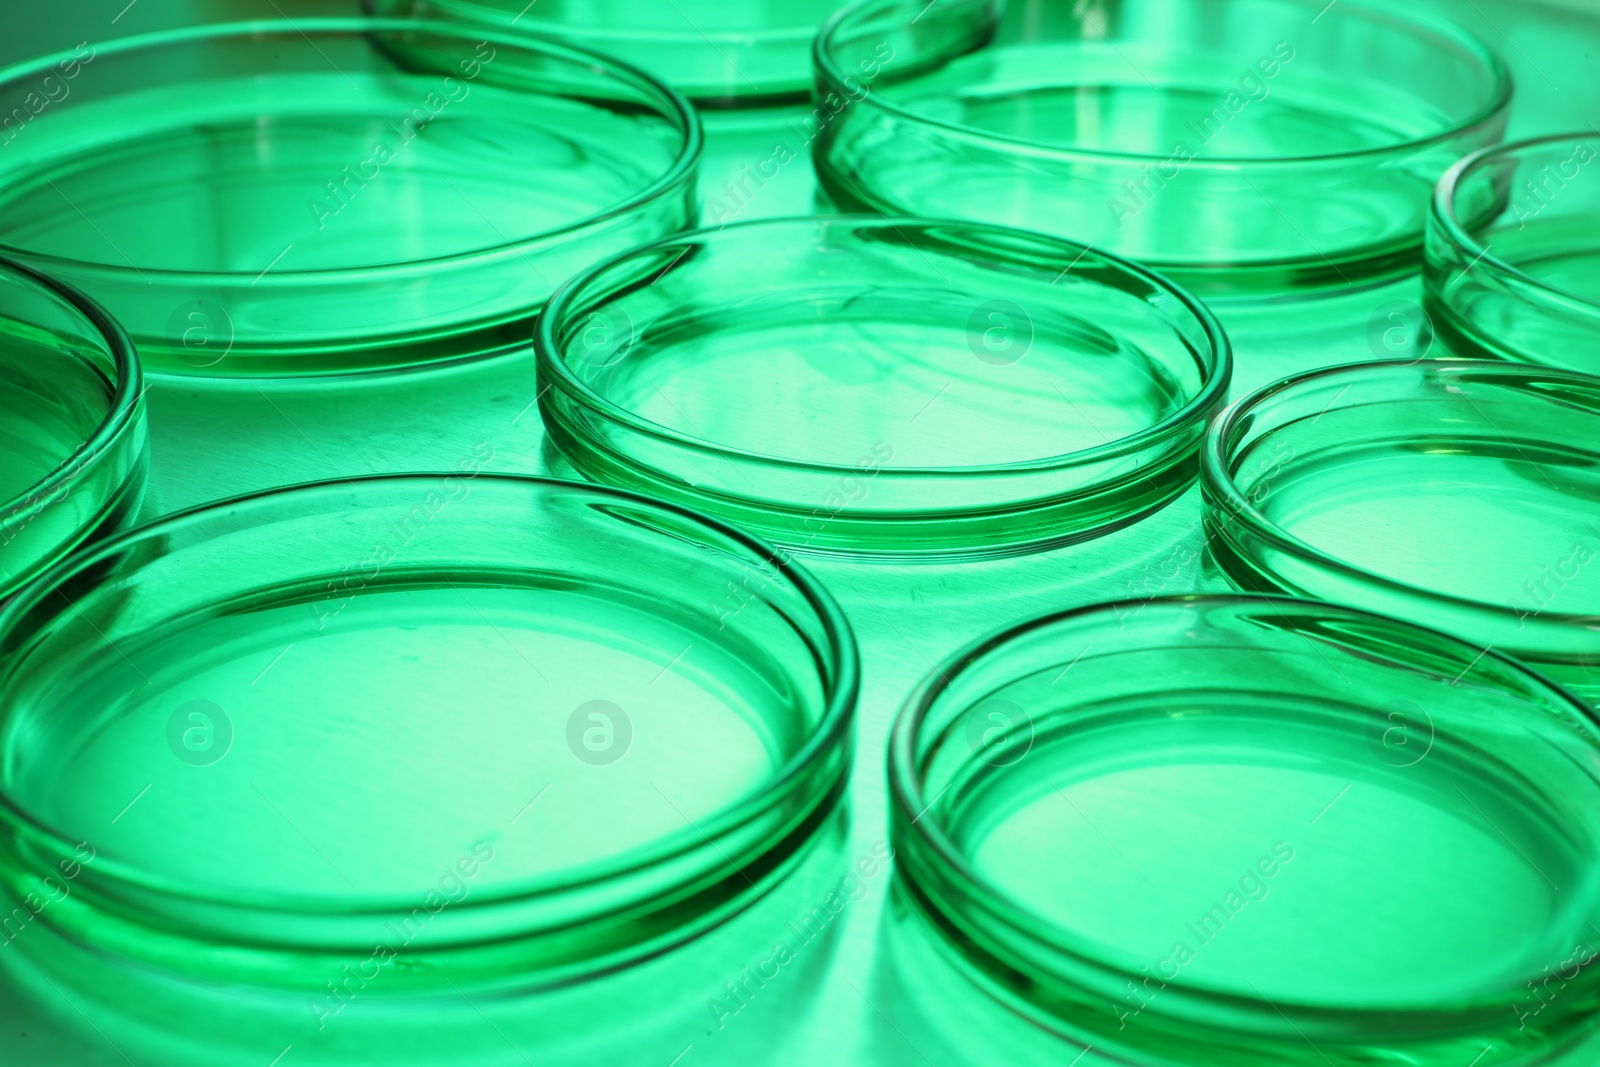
[537,216,1230,558]
[0,258,145,599]
[1427,133,1600,376]
[369,0,845,105]
[0,21,699,376]
[1203,359,1600,705]
[0,476,855,1005]
[814,0,1511,297]
[891,594,1600,1066]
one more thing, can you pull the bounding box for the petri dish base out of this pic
[892,595,1600,1066]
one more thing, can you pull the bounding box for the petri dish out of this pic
[814,0,1512,297]
[890,594,1600,1066]
[1203,359,1600,705]
[0,20,699,376]
[367,0,846,105]
[0,475,856,992]
[1427,132,1600,376]
[0,257,146,600]
[536,215,1231,559]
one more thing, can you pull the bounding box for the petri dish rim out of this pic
[0,473,860,918]
[887,591,1600,1018]
[0,255,142,532]
[1200,357,1600,629]
[0,19,704,284]
[535,214,1233,480]
[814,0,1513,170]
[1432,131,1600,313]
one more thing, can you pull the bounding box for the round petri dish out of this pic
[1427,133,1600,376]
[890,594,1600,1066]
[368,0,845,105]
[536,215,1231,559]
[1203,359,1600,705]
[0,21,699,376]
[0,257,145,600]
[0,476,856,991]
[814,0,1511,298]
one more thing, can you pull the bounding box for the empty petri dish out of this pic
[0,476,856,991]
[369,0,845,105]
[1427,133,1600,376]
[0,21,699,375]
[890,594,1600,1066]
[0,257,146,600]
[814,0,1511,297]
[1203,359,1600,705]
[536,215,1231,559]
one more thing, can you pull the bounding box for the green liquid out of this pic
[963,696,1567,1007]
[1246,435,1600,616]
[608,288,1190,468]
[0,75,679,272]
[17,583,795,897]
[0,327,108,505]
[1488,216,1600,304]
[897,46,1436,159]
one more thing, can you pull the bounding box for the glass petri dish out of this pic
[0,476,856,992]
[0,257,146,600]
[536,215,1231,559]
[890,594,1600,1066]
[1427,133,1600,376]
[1203,359,1600,705]
[814,0,1512,298]
[0,20,699,376]
[368,0,846,105]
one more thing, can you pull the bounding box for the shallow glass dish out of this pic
[370,0,845,105]
[814,0,1511,297]
[891,594,1600,1066]
[0,258,145,600]
[1204,359,1600,705]
[0,476,856,992]
[1427,133,1600,376]
[0,21,699,376]
[537,215,1231,559]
